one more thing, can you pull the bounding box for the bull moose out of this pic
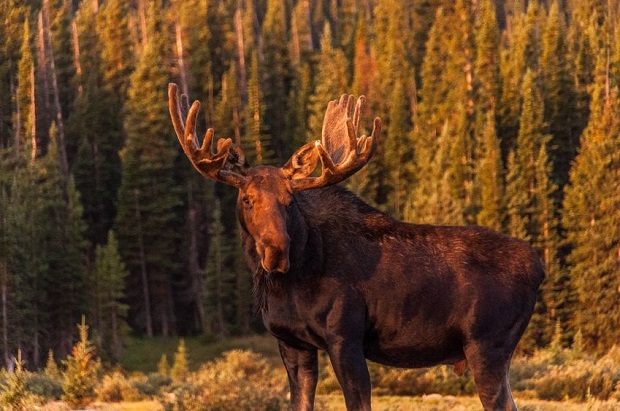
[168,83,544,411]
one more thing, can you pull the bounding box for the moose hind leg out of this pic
[465,343,518,411]
[278,341,319,411]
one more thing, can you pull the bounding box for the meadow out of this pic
[2,333,619,410]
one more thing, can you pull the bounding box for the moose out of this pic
[168,83,544,411]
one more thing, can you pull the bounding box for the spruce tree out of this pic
[62,316,101,409]
[563,60,620,353]
[243,51,274,165]
[409,1,475,224]
[474,0,500,115]
[306,23,349,144]
[261,0,293,162]
[498,0,541,154]
[203,200,234,337]
[475,111,504,231]
[505,70,560,349]
[115,3,182,337]
[92,231,129,361]
[15,20,35,154]
[98,0,135,106]
[347,15,381,205]
[69,0,123,246]
[170,338,189,381]
[540,1,578,186]
[49,0,75,124]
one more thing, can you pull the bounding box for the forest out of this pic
[0,0,619,372]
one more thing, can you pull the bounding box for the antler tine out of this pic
[168,83,247,187]
[289,94,381,192]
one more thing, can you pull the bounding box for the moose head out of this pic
[168,84,381,274]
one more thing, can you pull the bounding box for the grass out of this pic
[315,394,601,411]
[119,333,280,372]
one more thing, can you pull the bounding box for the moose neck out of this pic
[240,184,393,311]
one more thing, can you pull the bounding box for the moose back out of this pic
[168,83,544,411]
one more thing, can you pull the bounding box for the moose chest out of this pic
[259,274,368,351]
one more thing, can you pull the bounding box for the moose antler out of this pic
[287,94,381,191]
[168,83,247,187]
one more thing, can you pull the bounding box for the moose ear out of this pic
[281,141,320,180]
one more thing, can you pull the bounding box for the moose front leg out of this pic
[327,340,371,411]
[278,340,318,411]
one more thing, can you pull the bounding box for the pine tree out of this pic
[170,338,189,381]
[505,69,560,349]
[475,111,504,231]
[203,200,234,337]
[157,354,170,376]
[98,0,135,106]
[474,0,500,115]
[62,316,101,409]
[409,1,475,224]
[15,20,35,154]
[69,0,124,246]
[92,231,129,361]
[0,1,32,148]
[49,0,75,124]
[243,51,274,165]
[115,2,182,337]
[540,1,578,186]
[44,349,61,381]
[261,0,293,162]
[498,0,541,154]
[563,59,620,353]
[383,79,414,218]
[306,23,349,143]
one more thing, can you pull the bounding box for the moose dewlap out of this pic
[168,83,544,411]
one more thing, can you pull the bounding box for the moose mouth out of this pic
[258,243,290,274]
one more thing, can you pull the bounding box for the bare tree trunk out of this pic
[36,12,50,155]
[72,20,83,96]
[41,0,70,182]
[138,0,148,49]
[30,63,36,161]
[1,260,9,368]
[187,183,206,332]
[13,78,21,153]
[174,20,189,96]
[235,0,247,102]
[134,189,153,337]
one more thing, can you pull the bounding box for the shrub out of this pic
[527,347,620,402]
[132,372,172,397]
[96,371,142,402]
[25,373,63,400]
[159,350,287,411]
[0,352,43,411]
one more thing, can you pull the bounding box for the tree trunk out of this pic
[174,20,189,96]
[235,1,247,102]
[1,260,9,369]
[36,11,50,155]
[72,20,83,96]
[41,0,70,182]
[134,189,153,337]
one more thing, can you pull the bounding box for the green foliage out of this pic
[0,351,42,410]
[95,370,142,402]
[62,316,101,408]
[92,231,129,361]
[158,354,170,377]
[170,339,189,381]
[563,64,620,353]
[160,350,287,411]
